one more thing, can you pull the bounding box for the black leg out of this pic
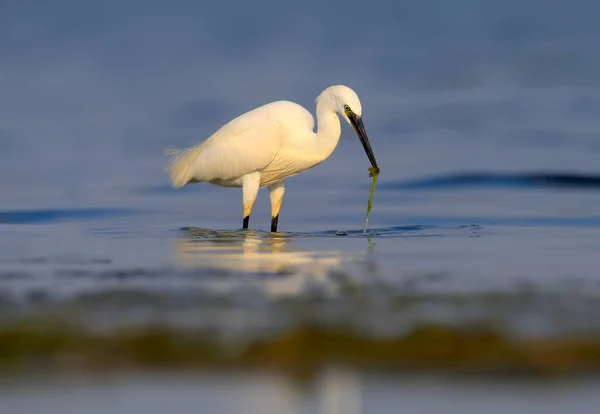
[270,214,279,232]
[243,215,250,229]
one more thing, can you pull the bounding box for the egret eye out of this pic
[344,105,351,113]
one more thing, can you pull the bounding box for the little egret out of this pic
[165,84,379,232]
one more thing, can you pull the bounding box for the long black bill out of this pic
[349,115,379,173]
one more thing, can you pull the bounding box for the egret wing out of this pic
[194,118,282,182]
[165,107,283,187]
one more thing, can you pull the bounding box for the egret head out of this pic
[321,85,379,172]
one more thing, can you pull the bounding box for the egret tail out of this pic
[164,144,206,188]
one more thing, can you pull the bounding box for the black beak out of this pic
[349,115,379,174]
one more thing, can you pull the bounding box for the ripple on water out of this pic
[380,171,600,191]
[0,208,131,224]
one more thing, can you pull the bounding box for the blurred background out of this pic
[2,0,600,413]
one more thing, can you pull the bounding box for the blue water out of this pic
[2,0,600,411]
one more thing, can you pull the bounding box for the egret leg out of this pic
[242,172,261,230]
[268,180,286,232]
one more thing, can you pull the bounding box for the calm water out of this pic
[4,369,600,414]
[2,0,600,411]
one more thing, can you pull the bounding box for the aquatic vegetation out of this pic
[2,320,600,377]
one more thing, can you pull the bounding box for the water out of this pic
[2,0,600,412]
[4,369,600,414]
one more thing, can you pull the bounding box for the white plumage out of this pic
[165,84,379,232]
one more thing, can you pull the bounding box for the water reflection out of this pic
[0,365,364,414]
[5,365,600,414]
[173,228,366,298]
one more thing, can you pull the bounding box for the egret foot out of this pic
[268,180,286,233]
[243,215,250,229]
[271,215,279,232]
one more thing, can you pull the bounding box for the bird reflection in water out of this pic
[173,228,366,298]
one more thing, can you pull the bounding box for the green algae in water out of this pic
[363,167,380,234]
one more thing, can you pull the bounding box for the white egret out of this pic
[165,85,379,232]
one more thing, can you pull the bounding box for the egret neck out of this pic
[313,96,342,163]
